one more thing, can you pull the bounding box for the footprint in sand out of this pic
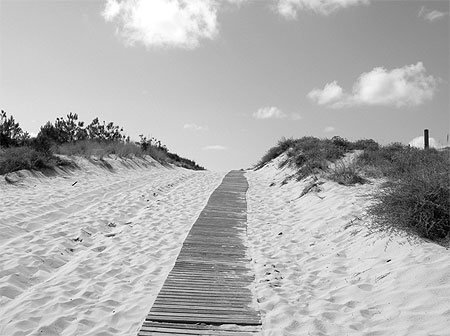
[92,246,106,253]
[357,284,373,291]
[360,307,380,318]
[345,300,359,308]
[349,323,364,331]
[332,266,347,275]
[321,311,337,321]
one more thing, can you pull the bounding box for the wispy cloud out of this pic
[184,123,207,131]
[253,106,287,119]
[253,107,302,120]
[102,0,243,49]
[324,126,335,133]
[277,0,369,18]
[418,6,448,22]
[203,145,227,150]
[308,62,438,108]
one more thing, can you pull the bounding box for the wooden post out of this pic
[424,129,429,149]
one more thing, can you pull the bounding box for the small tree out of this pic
[86,118,124,142]
[53,113,84,143]
[0,110,28,147]
[34,121,59,153]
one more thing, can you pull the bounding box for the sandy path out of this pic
[0,157,225,336]
[246,157,450,336]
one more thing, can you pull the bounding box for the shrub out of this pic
[0,110,29,148]
[255,137,296,169]
[255,136,449,244]
[0,146,69,174]
[2,111,204,172]
[351,138,380,151]
[57,140,142,158]
[331,136,351,149]
[166,151,205,170]
[285,137,347,179]
[368,148,450,242]
[357,142,406,177]
[329,160,367,185]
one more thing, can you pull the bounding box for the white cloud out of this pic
[277,0,368,17]
[102,0,221,49]
[308,62,438,108]
[418,6,448,22]
[409,136,443,149]
[184,123,206,131]
[253,106,287,119]
[324,126,335,133]
[102,0,371,49]
[203,145,227,150]
[308,81,344,106]
[103,0,122,19]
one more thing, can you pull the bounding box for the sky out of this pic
[1,0,449,171]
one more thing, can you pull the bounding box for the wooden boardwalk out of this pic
[138,171,262,336]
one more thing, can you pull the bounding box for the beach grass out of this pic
[257,136,450,244]
[0,111,204,173]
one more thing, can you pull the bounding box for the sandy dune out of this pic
[1,154,449,336]
[246,155,450,336]
[0,156,224,336]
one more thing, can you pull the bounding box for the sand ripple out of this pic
[0,157,224,336]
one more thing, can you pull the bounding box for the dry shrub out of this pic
[330,160,366,185]
[0,147,72,175]
[368,147,450,242]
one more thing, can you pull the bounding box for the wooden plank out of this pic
[160,283,252,290]
[152,302,252,309]
[146,314,261,325]
[149,307,258,316]
[154,288,252,295]
[153,297,252,305]
[163,278,252,285]
[139,328,256,336]
[142,322,261,332]
[139,321,260,335]
[153,293,252,300]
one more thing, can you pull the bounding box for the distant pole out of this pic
[424,129,429,149]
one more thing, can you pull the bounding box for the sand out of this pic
[246,154,450,335]
[0,156,224,336]
[1,153,449,336]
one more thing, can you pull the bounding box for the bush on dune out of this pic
[256,135,450,244]
[0,146,73,175]
[367,146,450,242]
[57,140,142,158]
[255,137,297,169]
[330,160,367,186]
[0,111,205,174]
[287,137,347,179]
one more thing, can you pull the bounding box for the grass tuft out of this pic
[329,160,367,186]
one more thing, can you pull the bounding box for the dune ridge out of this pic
[246,155,450,335]
[0,156,225,336]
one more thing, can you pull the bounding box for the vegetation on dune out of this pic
[367,146,449,242]
[0,110,204,175]
[256,136,450,244]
